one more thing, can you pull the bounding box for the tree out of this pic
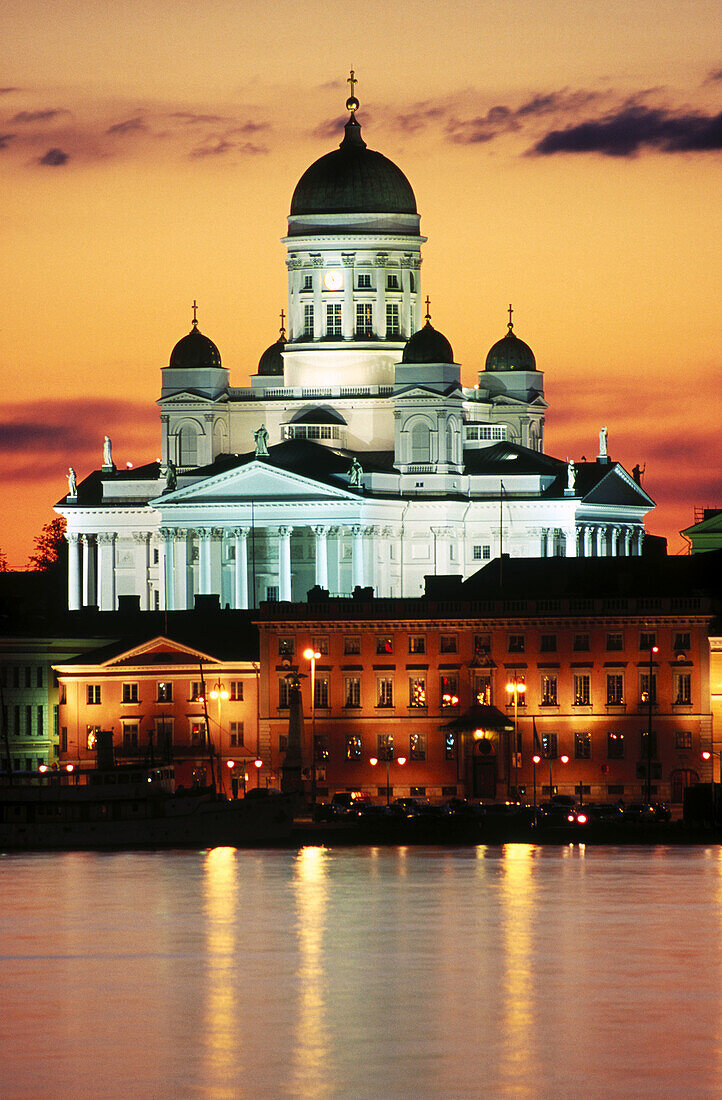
[0,548,7,572]
[28,517,67,571]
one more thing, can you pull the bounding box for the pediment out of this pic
[582,466,654,508]
[151,459,358,506]
[104,636,219,668]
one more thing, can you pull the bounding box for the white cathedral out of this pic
[58,80,654,612]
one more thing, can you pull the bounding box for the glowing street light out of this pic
[506,676,526,798]
[532,753,541,809]
[303,647,322,805]
[641,645,659,804]
[369,751,406,805]
[254,757,263,787]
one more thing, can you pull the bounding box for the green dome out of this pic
[169,325,222,369]
[402,320,454,364]
[257,335,285,377]
[291,115,417,216]
[485,327,536,372]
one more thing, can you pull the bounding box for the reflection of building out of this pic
[53,631,259,791]
[257,555,716,808]
[57,81,653,612]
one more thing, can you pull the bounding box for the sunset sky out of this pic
[2,0,721,565]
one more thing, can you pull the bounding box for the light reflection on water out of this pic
[3,845,722,1099]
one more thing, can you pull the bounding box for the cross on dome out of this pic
[507,303,514,332]
[192,300,199,328]
[346,68,359,114]
[425,295,431,322]
[279,308,286,339]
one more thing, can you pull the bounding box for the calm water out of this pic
[2,845,722,1099]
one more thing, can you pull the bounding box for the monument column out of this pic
[67,533,81,610]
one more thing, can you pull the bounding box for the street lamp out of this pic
[254,757,263,786]
[641,645,659,804]
[369,752,406,806]
[506,676,526,799]
[548,753,569,801]
[532,753,541,809]
[702,750,721,784]
[303,648,322,805]
[209,681,229,793]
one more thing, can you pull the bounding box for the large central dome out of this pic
[290,115,417,217]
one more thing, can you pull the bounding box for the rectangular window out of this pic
[278,679,291,708]
[377,733,394,760]
[675,730,692,749]
[475,675,492,705]
[25,705,32,735]
[86,725,100,750]
[440,674,459,707]
[266,585,279,602]
[36,666,43,688]
[190,681,204,702]
[314,676,329,709]
[540,634,557,653]
[606,674,624,705]
[507,676,526,706]
[573,633,590,652]
[303,304,314,337]
[541,675,558,706]
[508,634,525,653]
[573,674,591,706]
[230,681,244,702]
[439,634,457,653]
[376,636,393,654]
[674,673,691,705]
[344,677,361,708]
[344,636,361,655]
[607,731,625,759]
[122,683,139,704]
[312,637,330,656]
[191,721,206,744]
[640,673,657,704]
[674,632,691,651]
[409,676,426,708]
[303,274,313,290]
[60,727,68,752]
[357,273,372,289]
[356,302,373,336]
[36,705,43,737]
[640,632,657,651]
[542,733,558,760]
[59,683,67,704]
[386,273,400,289]
[346,736,362,761]
[444,731,457,760]
[386,302,400,335]
[474,634,491,657]
[122,724,139,748]
[87,685,101,705]
[156,719,173,749]
[326,302,342,336]
[410,733,426,761]
[408,635,426,654]
[575,732,591,759]
[606,633,624,651]
[377,677,394,708]
[641,731,658,758]
[230,721,244,747]
[157,682,173,702]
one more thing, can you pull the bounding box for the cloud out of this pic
[189,137,267,158]
[0,87,20,95]
[705,67,722,83]
[311,114,351,140]
[168,111,227,125]
[446,105,519,144]
[38,147,69,166]
[531,105,722,156]
[106,116,147,135]
[0,133,16,149]
[11,109,67,124]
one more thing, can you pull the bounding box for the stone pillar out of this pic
[623,527,633,556]
[582,525,593,557]
[278,526,293,601]
[594,526,604,556]
[161,528,175,610]
[67,533,81,611]
[351,525,365,589]
[175,532,189,608]
[636,528,644,556]
[375,253,388,337]
[611,526,620,557]
[540,528,549,557]
[97,533,116,611]
[133,532,150,609]
[233,527,249,609]
[314,525,329,589]
[327,526,341,595]
[198,528,212,593]
[342,253,355,338]
[81,535,95,607]
[364,525,377,591]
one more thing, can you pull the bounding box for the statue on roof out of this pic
[103,435,113,468]
[165,460,177,492]
[254,423,269,458]
[67,467,77,497]
[349,457,363,488]
[599,426,608,457]
[567,460,576,492]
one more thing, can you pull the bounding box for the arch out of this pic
[670,769,698,804]
[213,419,228,457]
[410,419,431,463]
[174,419,202,467]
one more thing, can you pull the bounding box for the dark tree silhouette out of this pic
[28,517,67,571]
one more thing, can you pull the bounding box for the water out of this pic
[2,845,722,1099]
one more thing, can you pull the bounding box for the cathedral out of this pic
[58,79,654,612]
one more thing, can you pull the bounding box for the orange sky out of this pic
[2,0,721,565]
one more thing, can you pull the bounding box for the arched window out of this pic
[445,422,454,464]
[178,425,198,467]
[410,421,431,463]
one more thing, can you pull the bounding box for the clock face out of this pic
[323,270,343,291]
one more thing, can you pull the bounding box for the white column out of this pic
[175,532,189,608]
[342,254,354,338]
[623,527,633,556]
[327,525,341,595]
[234,527,249,609]
[314,525,329,589]
[133,532,150,609]
[67,533,81,611]
[351,525,365,589]
[636,528,644,556]
[198,528,212,593]
[364,525,377,591]
[278,526,292,601]
[161,528,175,611]
[97,533,116,611]
[611,526,620,557]
[81,535,95,607]
[564,525,576,556]
[582,525,592,557]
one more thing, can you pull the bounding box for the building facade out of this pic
[57,81,653,612]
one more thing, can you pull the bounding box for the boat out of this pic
[0,765,294,850]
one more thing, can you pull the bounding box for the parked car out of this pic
[314,791,371,822]
[583,802,625,824]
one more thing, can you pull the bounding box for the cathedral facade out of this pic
[58,84,653,612]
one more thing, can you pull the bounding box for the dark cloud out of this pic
[0,133,16,149]
[169,111,227,125]
[531,105,722,156]
[189,138,267,158]
[106,116,147,135]
[446,105,519,144]
[0,87,20,94]
[390,102,447,133]
[11,109,67,124]
[38,147,69,166]
[705,67,722,83]
[227,120,268,134]
[312,114,353,139]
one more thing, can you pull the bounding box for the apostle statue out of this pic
[349,457,363,488]
[566,460,576,492]
[103,435,113,468]
[599,426,608,457]
[254,424,270,458]
[165,460,177,492]
[67,467,77,497]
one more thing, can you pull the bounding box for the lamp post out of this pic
[642,645,659,804]
[532,753,541,809]
[254,757,263,787]
[370,752,406,805]
[549,753,569,800]
[506,675,526,799]
[209,681,229,793]
[702,750,721,783]
[303,648,322,806]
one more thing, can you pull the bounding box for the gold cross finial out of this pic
[192,300,198,328]
[425,295,431,322]
[507,303,513,331]
[279,308,286,339]
[346,68,359,114]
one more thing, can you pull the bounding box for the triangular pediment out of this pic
[104,636,220,668]
[151,459,358,506]
[582,465,654,507]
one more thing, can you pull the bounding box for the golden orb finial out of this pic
[346,68,359,114]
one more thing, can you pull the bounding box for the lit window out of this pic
[445,731,457,760]
[674,673,691,705]
[440,675,459,708]
[313,677,329,709]
[410,733,426,761]
[606,674,624,705]
[376,637,393,654]
[278,638,295,657]
[157,682,173,703]
[607,731,624,759]
[344,677,361,708]
[640,673,657,704]
[475,675,492,705]
[190,681,204,702]
[573,674,591,706]
[575,732,591,759]
[346,736,362,760]
[508,635,525,653]
[542,733,558,760]
[86,726,100,750]
[377,678,394,708]
[541,675,557,706]
[408,635,425,654]
[191,721,206,744]
[377,733,394,760]
[409,677,426,708]
[356,302,373,336]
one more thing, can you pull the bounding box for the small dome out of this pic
[257,335,285,377]
[485,323,536,373]
[402,320,454,364]
[169,325,222,369]
[291,115,417,217]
